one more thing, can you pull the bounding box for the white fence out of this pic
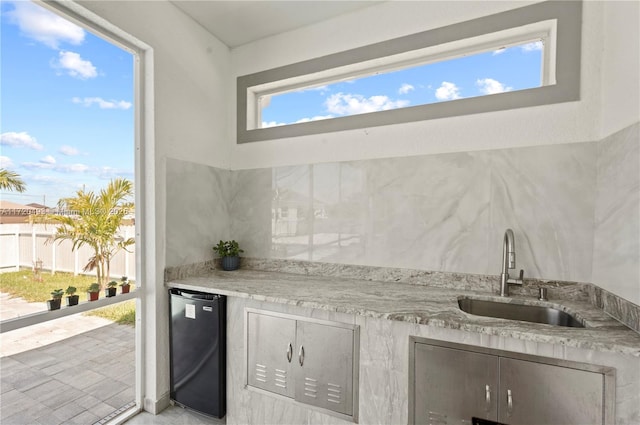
[0,223,135,279]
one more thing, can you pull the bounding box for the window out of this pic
[237,0,581,144]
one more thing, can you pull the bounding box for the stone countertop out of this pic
[167,268,640,357]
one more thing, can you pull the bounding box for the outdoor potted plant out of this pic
[65,286,79,306]
[47,289,64,311]
[120,276,131,294]
[212,239,244,271]
[87,283,100,301]
[106,280,118,297]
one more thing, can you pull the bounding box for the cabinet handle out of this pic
[298,345,305,366]
[507,389,513,416]
[286,343,293,363]
[484,384,491,412]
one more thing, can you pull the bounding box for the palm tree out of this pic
[35,178,135,288]
[0,168,26,192]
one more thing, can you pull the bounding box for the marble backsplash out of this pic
[592,123,640,304]
[165,122,639,308]
[230,142,599,282]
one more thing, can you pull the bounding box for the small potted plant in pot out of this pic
[65,286,79,306]
[106,280,118,297]
[120,276,131,294]
[213,239,244,271]
[87,283,100,301]
[47,289,64,311]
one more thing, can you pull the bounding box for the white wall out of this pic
[76,0,232,412]
[600,0,640,137]
[229,0,606,170]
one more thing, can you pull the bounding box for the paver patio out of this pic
[0,293,135,425]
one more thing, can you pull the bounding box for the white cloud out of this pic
[64,163,90,173]
[72,97,132,110]
[0,132,44,150]
[6,1,85,49]
[59,145,80,156]
[22,161,89,173]
[0,156,15,168]
[398,84,415,95]
[53,51,97,79]
[476,78,513,95]
[325,93,409,116]
[435,82,461,101]
[521,41,543,52]
[40,155,56,165]
[492,47,507,55]
[22,161,54,170]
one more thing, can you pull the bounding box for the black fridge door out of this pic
[169,289,226,418]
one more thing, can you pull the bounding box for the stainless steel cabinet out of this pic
[247,312,296,398]
[498,357,604,425]
[414,344,499,424]
[410,337,615,425]
[295,320,355,416]
[246,309,359,421]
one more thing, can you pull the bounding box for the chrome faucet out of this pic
[500,229,524,296]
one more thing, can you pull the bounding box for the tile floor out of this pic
[1,321,135,425]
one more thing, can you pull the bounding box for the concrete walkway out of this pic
[0,293,135,424]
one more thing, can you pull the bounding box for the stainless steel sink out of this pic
[458,298,584,328]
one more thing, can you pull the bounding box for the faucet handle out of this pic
[507,269,524,285]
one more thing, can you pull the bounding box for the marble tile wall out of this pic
[165,122,638,305]
[165,158,231,268]
[231,143,598,283]
[592,123,640,305]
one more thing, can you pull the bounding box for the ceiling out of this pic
[169,1,382,48]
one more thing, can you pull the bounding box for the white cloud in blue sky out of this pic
[58,145,80,156]
[40,155,56,165]
[0,156,15,169]
[0,131,44,150]
[53,51,98,79]
[6,0,84,49]
[2,0,135,206]
[325,93,409,116]
[435,82,461,101]
[72,97,132,110]
[398,83,415,95]
[476,78,512,95]
[22,161,90,173]
[521,41,543,52]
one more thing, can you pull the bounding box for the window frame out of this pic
[237,0,581,144]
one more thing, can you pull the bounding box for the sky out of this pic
[0,0,134,207]
[261,41,543,128]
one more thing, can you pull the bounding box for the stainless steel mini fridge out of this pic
[169,288,226,418]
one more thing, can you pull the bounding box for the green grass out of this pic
[0,270,136,326]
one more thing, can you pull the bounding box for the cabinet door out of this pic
[498,357,604,425]
[295,321,355,416]
[247,312,296,398]
[413,343,499,424]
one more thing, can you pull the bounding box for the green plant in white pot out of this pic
[213,240,244,271]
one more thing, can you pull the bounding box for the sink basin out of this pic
[458,298,584,328]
